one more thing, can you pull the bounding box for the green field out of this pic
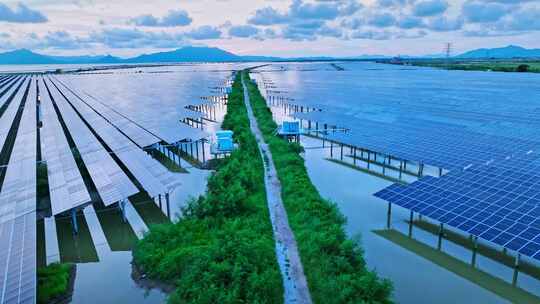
[411,60,540,73]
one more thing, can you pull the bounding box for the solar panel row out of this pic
[0,77,37,304]
[39,79,92,216]
[294,111,540,170]
[45,77,139,206]
[48,77,180,197]
[375,152,540,261]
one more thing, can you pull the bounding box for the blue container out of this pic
[216,130,234,151]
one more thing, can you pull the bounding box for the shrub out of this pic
[133,73,283,304]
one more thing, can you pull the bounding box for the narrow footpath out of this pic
[241,74,313,304]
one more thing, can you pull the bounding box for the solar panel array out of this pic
[54,78,161,148]
[294,110,540,170]
[256,62,540,262]
[0,65,237,304]
[39,79,92,216]
[375,152,540,261]
[0,77,36,304]
[48,77,180,197]
[45,77,139,206]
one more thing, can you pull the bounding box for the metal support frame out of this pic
[165,192,171,219]
[512,254,520,286]
[408,211,414,238]
[437,223,444,250]
[386,202,392,229]
[471,236,478,267]
[71,208,79,235]
[119,199,127,223]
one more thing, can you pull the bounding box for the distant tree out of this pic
[517,64,530,72]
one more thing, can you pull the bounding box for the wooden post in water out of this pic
[340,144,343,160]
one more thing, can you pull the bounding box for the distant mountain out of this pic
[0,49,62,65]
[457,45,540,59]
[124,46,241,63]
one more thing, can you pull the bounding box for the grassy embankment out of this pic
[133,73,283,303]
[37,263,74,304]
[412,60,540,73]
[244,72,393,304]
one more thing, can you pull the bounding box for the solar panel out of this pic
[294,111,540,170]
[0,76,37,304]
[56,74,209,143]
[44,77,138,206]
[0,78,24,111]
[48,77,179,198]
[54,77,161,148]
[0,79,29,163]
[39,79,92,215]
[375,152,540,261]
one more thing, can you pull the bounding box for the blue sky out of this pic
[0,0,539,57]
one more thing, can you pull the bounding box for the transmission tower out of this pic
[444,42,453,66]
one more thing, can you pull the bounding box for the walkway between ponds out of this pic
[241,74,312,304]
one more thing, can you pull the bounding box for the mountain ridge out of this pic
[0,45,539,65]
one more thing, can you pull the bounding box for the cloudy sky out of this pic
[1,0,539,57]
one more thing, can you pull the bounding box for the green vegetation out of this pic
[133,73,283,303]
[244,72,393,303]
[37,263,74,304]
[411,60,540,73]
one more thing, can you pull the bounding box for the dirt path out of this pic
[241,75,312,304]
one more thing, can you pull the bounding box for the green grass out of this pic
[375,229,540,304]
[412,61,540,73]
[244,72,393,304]
[133,73,283,304]
[37,263,74,304]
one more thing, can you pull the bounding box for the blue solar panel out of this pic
[374,151,540,261]
[295,110,540,171]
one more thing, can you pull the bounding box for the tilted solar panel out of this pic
[375,152,540,261]
[38,78,92,215]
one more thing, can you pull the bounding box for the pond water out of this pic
[256,62,540,303]
[32,61,540,303]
